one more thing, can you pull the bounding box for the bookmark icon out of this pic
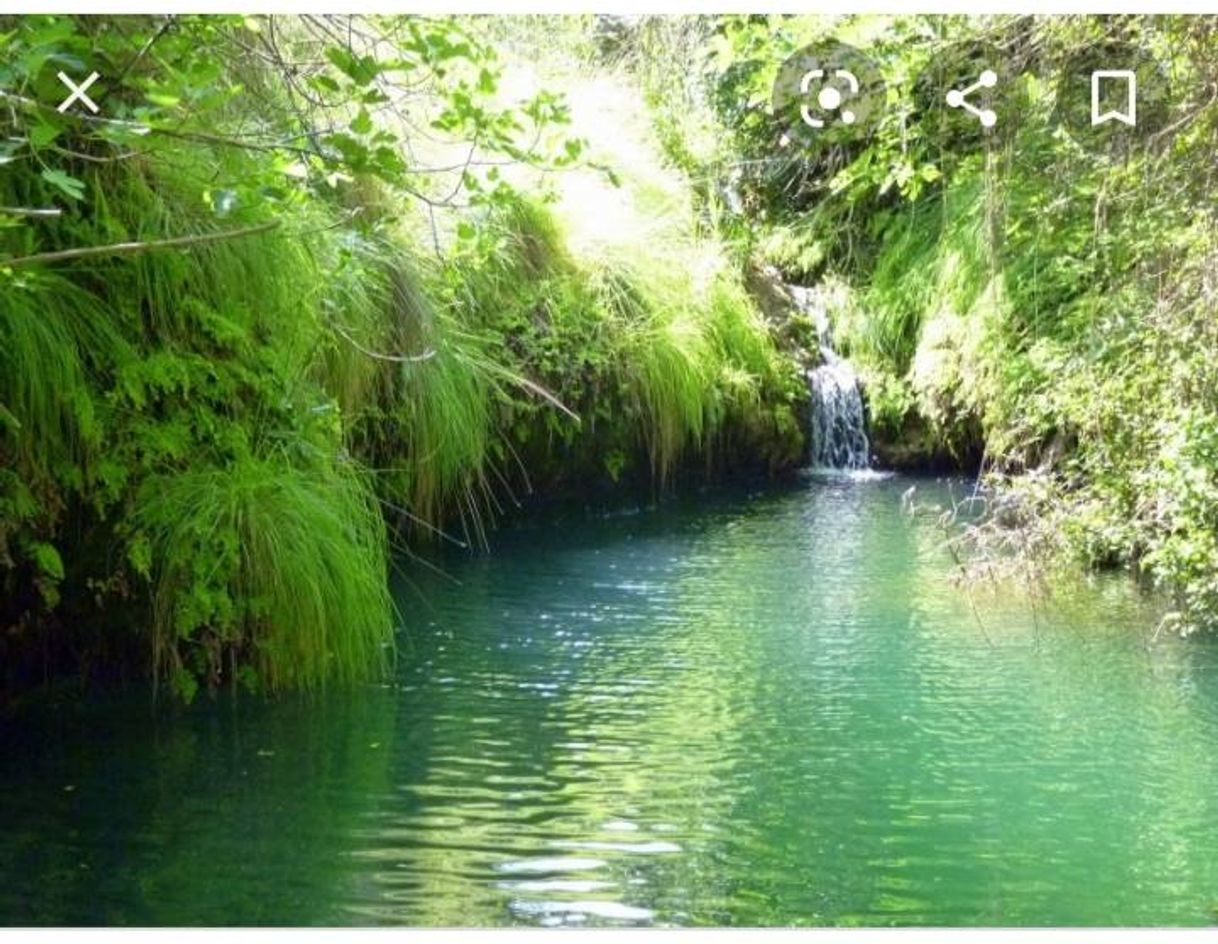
[1091,70,1136,127]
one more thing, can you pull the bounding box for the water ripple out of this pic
[4,479,1218,926]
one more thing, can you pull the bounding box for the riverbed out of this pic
[3,475,1217,926]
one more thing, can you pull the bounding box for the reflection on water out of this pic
[3,477,1218,926]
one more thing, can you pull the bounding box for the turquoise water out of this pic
[3,475,1218,926]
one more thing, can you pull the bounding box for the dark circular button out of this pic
[1051,41,1172,150]
[771,40,886,150]
[912,40,1016,152]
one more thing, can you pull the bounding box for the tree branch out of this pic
[0,90,316,158]
[1,219,281,268]
[0,206,62,218]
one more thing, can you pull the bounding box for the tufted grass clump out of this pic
[0,273,127,472]
[445,198,803,488]
[0,16,810,699]
[132,457,393,699]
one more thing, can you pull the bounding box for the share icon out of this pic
[945,69,998,128]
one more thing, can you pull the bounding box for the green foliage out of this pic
[0,102,396,692]
[0,13,805,697]
[440,197,804,492]
[854,172,993,372]
[131,457,392,696]
[648,12,1218,630]
[0,274,122,470]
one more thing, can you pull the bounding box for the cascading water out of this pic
[788,285,871,470]
[807,352,870,470]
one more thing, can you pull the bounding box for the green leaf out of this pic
[309,73,340,93]
[29,121,60,148]
[326,46,380,86]
[146,91,181,108]
[127,533,152,579]
[349,107,373,135]
[40,168,85,201]
[27,541,64,581]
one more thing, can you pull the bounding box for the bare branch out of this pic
[1,219,281,268]
[0,206,62,218]
[114,16,176,85]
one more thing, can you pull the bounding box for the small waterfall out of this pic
[807,352,870,470]
[788,285,871,470]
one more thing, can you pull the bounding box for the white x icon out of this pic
[56,71,101,114]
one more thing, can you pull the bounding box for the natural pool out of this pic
[3,475,1218,926]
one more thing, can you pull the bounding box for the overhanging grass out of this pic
[132,457,394,697]
[840,172,993,375]
[0,274,126,471]
[0,38,808,697]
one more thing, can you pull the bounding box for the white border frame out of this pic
[6,4,1218,941]
[6,927,1218,940]
[9,1,1218,14]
